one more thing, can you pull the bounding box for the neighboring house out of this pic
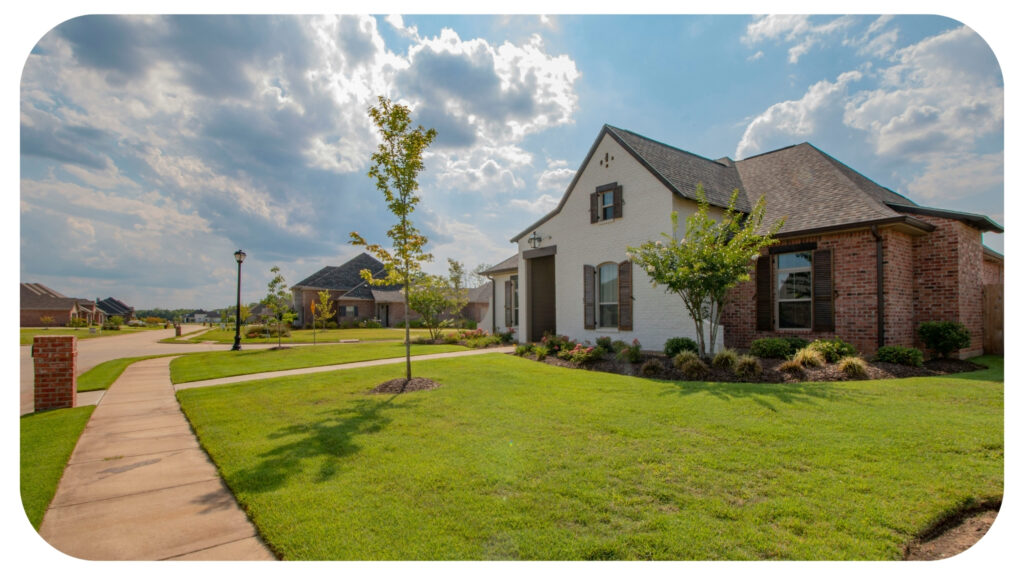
[76,299,107,325]
[96,297,135,322]
[21,283,82,327]
[463,282,493,326]
[505,124,1003,357]
[292,253,411,328]
[188,310,218,323]
[479,254,520,335]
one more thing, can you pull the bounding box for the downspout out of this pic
[870,225,885,349]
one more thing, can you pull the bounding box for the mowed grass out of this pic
[20,406,96,530]
[179,327,457,345]
[78,355,177,392]
[20,326,164,345]
[169,341,467,383]
[176,355,1003,560]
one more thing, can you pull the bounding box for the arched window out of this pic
[597,262,619,328]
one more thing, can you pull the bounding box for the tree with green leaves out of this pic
[350,95,437,382]
[407,259,470,340]
[446,258,470,321]
[313,290,337,345]
[627,185,783,359]
[262,265,296,349]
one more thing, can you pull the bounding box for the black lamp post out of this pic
[231,249,246,351]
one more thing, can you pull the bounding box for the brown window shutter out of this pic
[756,255,772,331]
[813,249,834,332]
[590,192,599,223]
[618,260,633,331]
[583,265,595,329]
[613,185,623,219]
[504,280,512,327]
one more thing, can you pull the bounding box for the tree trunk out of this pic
[403,274,411,382]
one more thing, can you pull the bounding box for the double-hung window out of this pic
[776,252,812,329]
[600,190,615,221]
[597,263,619,328]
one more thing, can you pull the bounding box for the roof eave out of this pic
[886,203,1004,233]
[773,216,936,240]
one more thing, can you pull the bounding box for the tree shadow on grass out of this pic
[658,379,864,412]
[229,394,415,494]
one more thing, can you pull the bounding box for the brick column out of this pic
[33,335,77,412]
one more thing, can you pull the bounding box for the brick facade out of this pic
[32,335,77,412]
[982,259,1003,285]
[723,216,991,358]
[21,308,76,327]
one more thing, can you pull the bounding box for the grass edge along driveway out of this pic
[20,406,96,530]
[176,355,1003,560]
[169,341,467,383]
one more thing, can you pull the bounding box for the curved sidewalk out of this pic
[39,357,276,560]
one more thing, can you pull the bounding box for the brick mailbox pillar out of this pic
[33,336,77,412]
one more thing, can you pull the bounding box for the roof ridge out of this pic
[804,142,917,208]
[605,124,732,168]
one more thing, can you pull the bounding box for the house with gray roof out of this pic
[506,124,1003,357]
[21,283,84,327]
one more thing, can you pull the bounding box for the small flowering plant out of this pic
[558,343,605,365]
[615,338,643,363]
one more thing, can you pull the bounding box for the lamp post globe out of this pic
[231,250,246,351]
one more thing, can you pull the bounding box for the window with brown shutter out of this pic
[812,249,834,331]
[612,185,623,219]
[756,255,772,331]
[583,264,595,329]
[618,260,632,331]
[590,192,599,224]
[592,183,622,223]
[504,280,513,327]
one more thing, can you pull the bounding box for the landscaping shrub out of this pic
[793,347,825,368]
[443,333,461,345]
[672,350,701,369]
[733,355,763,379]
[807,338,857,363]
[615,339,643,364]
[539,334,573,355]
[413,336,434,345]
[917,321,971,358]
[464,320,478,330]
[783,337,810,353]
[711,349,739,370]
[664,337,699,358]
[874,345,924,367]
[779,359,805,376]
[325,321,338,329]
[465,336,501,349]
[358,319,383,329]
[639,358,665,377]
[838,356,868,378]
[68,317,89,328]
[498,329,516,344]
[101,321,121,331]
[460,328,488,340]
[514,344,532,357]
[678,357,710,380]
[534,346,549,360]
[558,343,605,365]
[245,325,264,338]
[750,337,792,359]
[596,336,615,354]
[611,340,629,353]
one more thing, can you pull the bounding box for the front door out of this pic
[529,255,556,341]
[376,303,389,327]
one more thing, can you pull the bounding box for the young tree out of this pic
[627,185,783,359]
[350,95,437,383]
[313,290,337,345]
[408,274,452,341]
[470,262,492,288]
[263,265,296,349]
[446,258,470,322]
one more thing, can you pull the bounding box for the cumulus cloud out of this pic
[743,15,855,63]
[510,193,560,215]
[536,159,575,192]
[905,153,1003,201]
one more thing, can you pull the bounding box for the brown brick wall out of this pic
[32,335,77,412]
[982,259,1003,284]
[21,308,75,327]
[883,229,916,349]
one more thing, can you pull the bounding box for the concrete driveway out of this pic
[20,325,290,415]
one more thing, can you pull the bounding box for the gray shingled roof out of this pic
[294,253,397,300]
[481,254,519,276]
[606,126,750,212]
[97,297,132,316]
[468,282,491,303]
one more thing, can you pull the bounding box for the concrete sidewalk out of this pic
[174,345,516,390]
[39,357,275,560]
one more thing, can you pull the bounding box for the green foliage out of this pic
[539,334,573,355]
[534,346,549,360]
[358,319,382,329]
[639,358,665,377]
[514,344,533,357]
[349,96,437,381]
[498,329,516,344]
[314,290,337,336]
[783,337,810,352]
[101,320,121,331]
[838,356,869,378]
[917,321,971,359]
[615,339,643,364]
[672,350,701,369]
[262,266,296,348]
[678,356,710,380]
[875,345,924,367]
[793,347,826,368]
[39,315,56,327]
[779,359,805,375]
[711,349,739,370]
[67,317,88,328]
[733,355,763,379]
[21,406,96,530]
[664,337,699,358]
[558,343,605,365]
[627,186,783,358]
[807,338,857,363]
[750,337,794,359]
[408,264,471,341]
[596,336,615,354]
[464,336,501,349]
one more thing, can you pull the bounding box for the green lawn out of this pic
[20,406,96,530]
[176,355,1003,560]
[176,327,456,345]
[170,341,467,383]
[20,326,167,345]
[78,355,177,392]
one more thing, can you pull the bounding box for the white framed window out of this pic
[776,252,812,329]
[597,262,619,328]
[600,190,615,221]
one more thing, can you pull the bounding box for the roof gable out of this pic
[294,253,389,299]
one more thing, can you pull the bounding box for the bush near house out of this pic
[733,355,762,379]
[793,348,826,368]
[711,349,739,370]
[664,337,699,358]
[875,345,924,367]
[615,339,643,364]
[838,356,869,378]
[749,337,794,359]
[806,338,857,363]
[558,344,605,365]
[917,321,972,359]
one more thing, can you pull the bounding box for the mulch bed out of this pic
[526,353,983,384]
[368,377,440,394]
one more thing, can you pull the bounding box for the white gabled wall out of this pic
[480,271,517,335]
[517,133,724,351]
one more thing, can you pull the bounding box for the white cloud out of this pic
[743,15,856,63]
[510,193,560,215]
[736,70,863,158]
[747,50,764,62]
[432,145,533,194]
[905,153,1003,201]
[536,160,575,192]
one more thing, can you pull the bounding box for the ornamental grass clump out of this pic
[664,337,699,358]
[779,359,804,376]
[678,357,710,380]
[639,358,665,377]
[806,338,857,363]
[874,345,924,367]
[792,347,825,368]
[838,356,869,378]
[514,344,532,357]
[733,355,763,379]
[672,350,701,369]
[711,349,739,370]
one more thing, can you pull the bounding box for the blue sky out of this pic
[17,12,1006,309]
